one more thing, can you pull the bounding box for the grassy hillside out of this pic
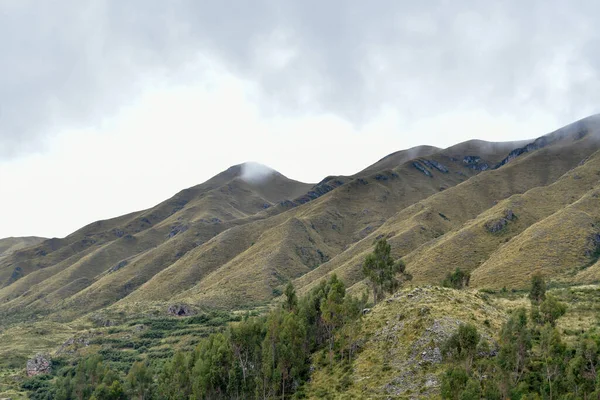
[294,115,600,296]
[0,237,46,258]
[1,115,599,326]
[3,115,600,398]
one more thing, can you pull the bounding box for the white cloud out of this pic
[1,1,599,238]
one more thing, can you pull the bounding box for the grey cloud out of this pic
[1,0,599,158]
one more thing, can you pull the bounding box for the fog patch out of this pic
[241,162,276,184]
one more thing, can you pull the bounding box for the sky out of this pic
[0,1,599,239]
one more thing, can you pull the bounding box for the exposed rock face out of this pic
[375,171,399,181]
[462,155,490,171]
[422,159,449,173]
[295,179,345,205]
[412,161,433,177]
[168,224,189,238]
[26,354,51,377]
[463,156,481,165]
[485,209,516,233]
[108,260,128,273]
[168,304,195,317]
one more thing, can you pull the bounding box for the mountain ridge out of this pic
[1,115,600,323]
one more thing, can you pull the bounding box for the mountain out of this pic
[1,115,600,324]
[0,237,46,259]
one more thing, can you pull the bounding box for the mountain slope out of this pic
[0,237,46,258]
[0,165,312,319]
[294,115,600,294]
[1,116,600,322]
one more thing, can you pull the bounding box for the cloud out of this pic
[241,162,276,184]
[1,0,599,159]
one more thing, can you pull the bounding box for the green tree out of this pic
[442,268,471,289]
[441,366,469,400]
[443,323,480,373]
[157,351,192,400]
[91,381,126,400]
[362,239,410,304]
[320,275,346,362]
[539,296,567,326]
[529,273,546,305]
[192,333,234,398]
[283,282,298,313]
[126,362,153,400]
[497,308,531,396]
[567,338,599,396]
[229,317,265,394]
[539,324,566,400]
[460,379,482,400]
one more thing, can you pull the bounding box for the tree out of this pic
[539,325,566,400]
[157,351,192,400]
[442,268,471,289]
[320,276,346,362]
[229,317,265,394]
[362,239,410,304]
[443,323,481,373]
[539,296,566,326]
[283,282,298,312]
[498,308,531,395]
[192,333,234,398]
[126,362,153,400]
[441,366,469,400]
[529,273,546,305]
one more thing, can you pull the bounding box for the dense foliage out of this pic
[25,275,367,399]
[440,277,593,400]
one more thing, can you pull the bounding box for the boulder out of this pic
[26,354,51,377]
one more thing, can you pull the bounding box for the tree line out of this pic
[438,274,600,400]
[24,238,406,399]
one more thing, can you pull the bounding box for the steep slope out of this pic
[407,148,600,287]
[118,149,486,309]
[0,165,313,319]
[307,286,506,398]
[294,115,600,295]
[2,115,600,322]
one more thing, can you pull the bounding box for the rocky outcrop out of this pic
[412,162,433,177]
[26,354,51,377]
[463,156,489,171]
[295,179,345,205]
[485,209,516,233]
[168,224,189,238]
[108,260,128,273]
[493,117,598,169]
[422,159,449,173]
[463,156,481,165]
[168,304,195,317]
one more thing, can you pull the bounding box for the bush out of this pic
[442,268,471,289]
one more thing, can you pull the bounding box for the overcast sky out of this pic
[0,1,599,239]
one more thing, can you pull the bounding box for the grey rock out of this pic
[108,260,128,273]
[422,159,449,173]
[26,354,51,377]
[412,162,433,177]
[168,304,195,317]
